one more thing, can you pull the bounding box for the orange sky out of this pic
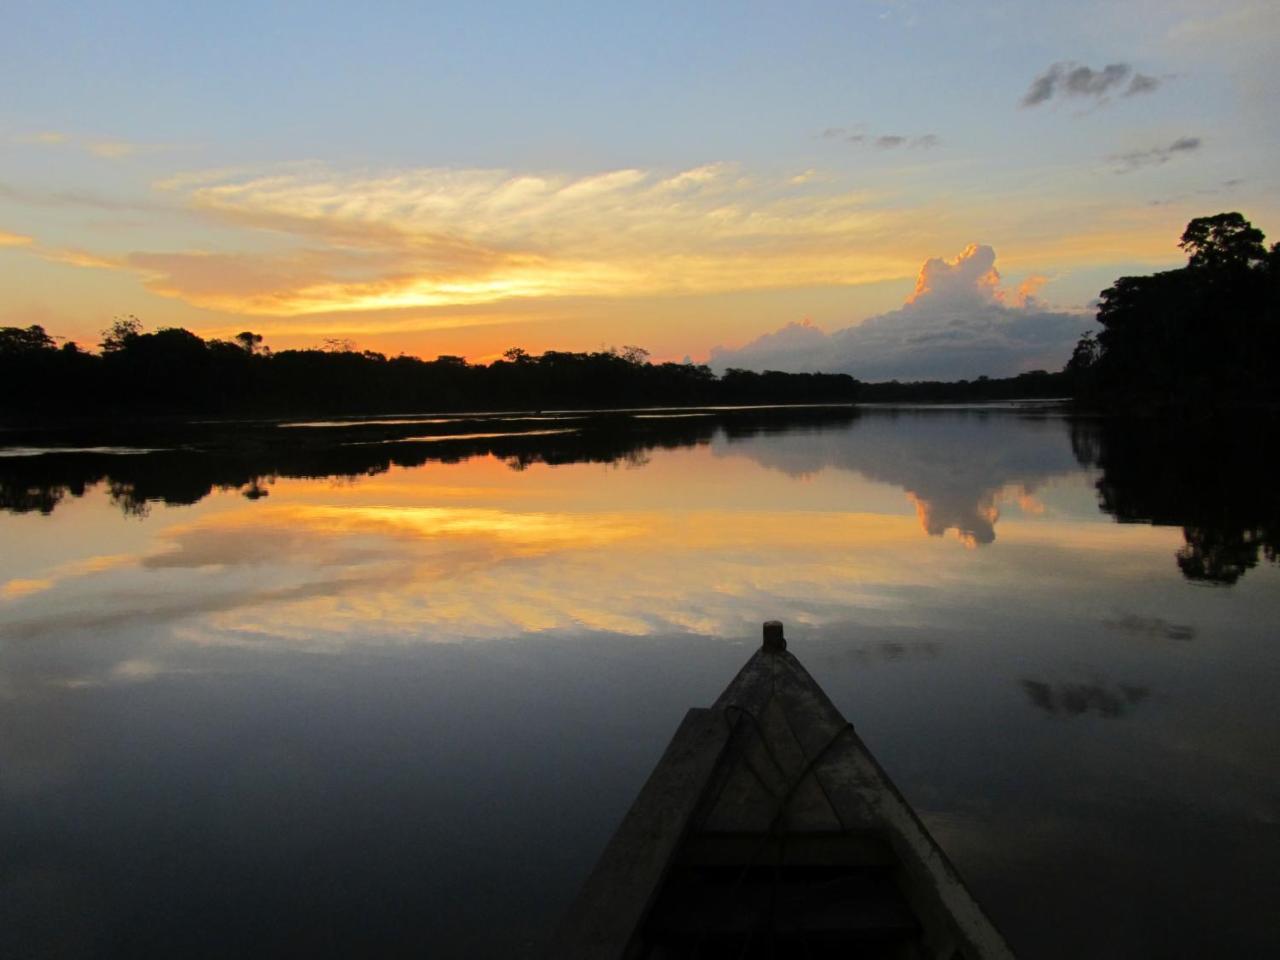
[2,2,1277,364]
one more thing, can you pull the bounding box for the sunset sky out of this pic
[2,0,1276,373]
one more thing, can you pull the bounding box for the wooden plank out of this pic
[548,707,732,960]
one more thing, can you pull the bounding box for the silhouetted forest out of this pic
[0,323,866,418]
[857,369,1070,403]
[1,319,1073,422]
[1069,212,1280,412]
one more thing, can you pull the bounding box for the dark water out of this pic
[1,406,1277,958]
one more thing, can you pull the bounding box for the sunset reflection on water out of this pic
[1,429,1175,653]
[1,409,1277,958]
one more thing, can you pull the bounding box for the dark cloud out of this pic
[817,128,938,148]
[1125,73,1160,96]
[1065,63,1129,96]
[872,134,940,149]
[1022,70,1059,107]
[1148,176,1242,207]
[1111,136,1201,173]
[1021,61,1161,107]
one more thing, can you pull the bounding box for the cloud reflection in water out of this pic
[2,461,1180,663]
[2,410,1279,958]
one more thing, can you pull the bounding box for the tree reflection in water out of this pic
[1,407,857,518]
[3,406,1278,586]
[1071,415,1280,585]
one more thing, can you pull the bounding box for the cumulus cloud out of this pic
[1021,62,1161,107]
[1110,136,1201,172]
[709,244,1092,381]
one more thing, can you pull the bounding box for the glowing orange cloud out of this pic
[1014,275,1049,305]
[1,577,54,599]
[39,162,923,318]
[40,247,119,269]
[906,243,1001,305]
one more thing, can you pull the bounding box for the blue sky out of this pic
[2,0,1276,370]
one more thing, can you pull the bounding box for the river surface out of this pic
[1,405,1277,958]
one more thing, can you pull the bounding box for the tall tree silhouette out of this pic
[1075,213,1279,410]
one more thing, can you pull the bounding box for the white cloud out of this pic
[710,244,1093,381]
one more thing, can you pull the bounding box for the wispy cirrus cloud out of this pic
[11,131,69,145]
[0,229,34,247]
[9,130,184,161]
[47,162,926,317]
[1021,62,1162,107]
[1110,136,1201,173]
[1148,177,1244,207]
[821,127,940,149]
[0,180,175,214]
[86,140,145,159]
[39,247,121,269]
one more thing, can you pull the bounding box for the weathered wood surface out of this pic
[548,708,732,960]
[550,627,1017,959]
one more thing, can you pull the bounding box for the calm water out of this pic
[1,406,1277,958]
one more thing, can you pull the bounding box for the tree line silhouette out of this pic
[1,320,869,417]
[1068,212,1280,411]
[0,317,1077,419]
[2,323,1077,423]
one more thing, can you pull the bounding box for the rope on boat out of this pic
[677,702,854,959]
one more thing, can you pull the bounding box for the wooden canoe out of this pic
[550,622,1016,959]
